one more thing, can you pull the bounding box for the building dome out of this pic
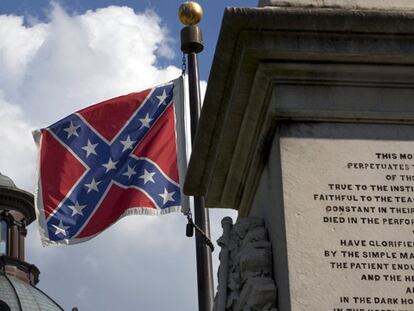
[0,173,16,188]
[0,171,66,310]
[0,173,36,225]
[0,273,63,311]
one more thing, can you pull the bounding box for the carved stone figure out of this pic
[214,217,277,311]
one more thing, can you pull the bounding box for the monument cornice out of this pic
[258,0,414,11]
[184,6,414,214]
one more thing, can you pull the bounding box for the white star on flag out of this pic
[159,188,175,205]
[68,201,87,216]
[52,220,70,237]
[102,158,118,173]
[64,121,80,138]
[139,113,153,129]
[157,89,168,106]
[122,165,136,179]
[82,139,98,157]
[139,169,155,184]
[120,135,136,152]
[85,178,101,193]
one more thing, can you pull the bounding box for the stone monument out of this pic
[184,1,414,310]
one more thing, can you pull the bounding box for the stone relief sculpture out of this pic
[214,217,278,311]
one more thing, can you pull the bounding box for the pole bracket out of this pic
[181,25,204,54]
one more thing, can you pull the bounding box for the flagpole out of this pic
[179,2,214,311]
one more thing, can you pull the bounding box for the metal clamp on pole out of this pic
[179,2,214,311]
[181,25,204,54]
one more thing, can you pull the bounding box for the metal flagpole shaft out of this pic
[188,52,214,311]
[179,2,214,310]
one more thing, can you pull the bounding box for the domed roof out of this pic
[0,172,36,225]
[0,173,16,188]
[0,273,63,311]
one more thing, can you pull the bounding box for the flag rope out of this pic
[181,53,187,77]
[185,209,214,251]
[180,51,213,251]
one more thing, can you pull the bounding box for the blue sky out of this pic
[1,0,257,80]
[0,1,257,310]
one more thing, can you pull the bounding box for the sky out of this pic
[0,0,257,310]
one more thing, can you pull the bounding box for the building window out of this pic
[0,220,7,255]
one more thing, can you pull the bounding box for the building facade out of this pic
[0,173,64,311]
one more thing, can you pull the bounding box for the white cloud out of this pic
[0,4,183,189]
[0,96,37,190]
[0,3,237,311]
[0,15,46,100]
[17,5,180,126]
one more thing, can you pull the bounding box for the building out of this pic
[0,173,64,310]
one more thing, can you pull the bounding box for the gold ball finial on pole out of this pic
[178,1,203,26]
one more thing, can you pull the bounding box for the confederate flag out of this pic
[33,78,188,245]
